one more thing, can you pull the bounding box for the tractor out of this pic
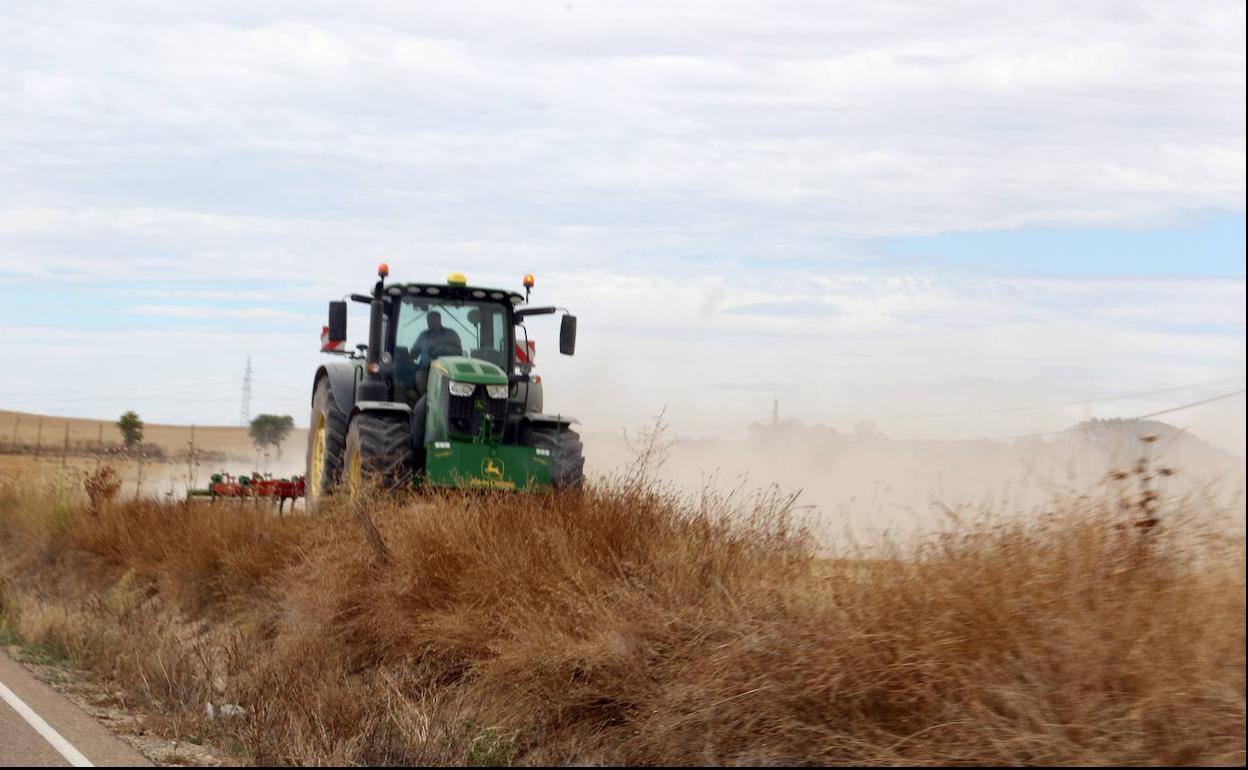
[305,264,583,509]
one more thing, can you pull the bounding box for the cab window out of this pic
[395,298,509,368]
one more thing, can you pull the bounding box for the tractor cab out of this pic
[384,279,522,405]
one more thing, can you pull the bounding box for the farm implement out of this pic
[188,472,306,513]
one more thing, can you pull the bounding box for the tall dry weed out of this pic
[0,455,1242,765]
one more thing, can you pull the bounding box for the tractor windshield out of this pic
[394,296,510,371]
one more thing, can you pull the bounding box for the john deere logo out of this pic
[481,457,505,480]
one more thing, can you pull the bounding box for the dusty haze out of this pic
[4,405,1242,546]
[584,417,1247,544]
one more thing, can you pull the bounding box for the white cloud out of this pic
[0,207,288,237]
[127,304,307,322]
[0,0,1243,453]
[1,2,1241,239]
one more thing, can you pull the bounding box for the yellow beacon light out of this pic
[448,272,467,286]
[523,274,535,288]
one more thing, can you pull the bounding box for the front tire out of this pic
[342,411,415,497]
[306,377,348,512]
[522,425,585,488]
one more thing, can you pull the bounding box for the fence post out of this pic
[187,423,197,493]
[135,447,145,497]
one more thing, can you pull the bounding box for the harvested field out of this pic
[0,409,307,465]
[0,453,1242,766]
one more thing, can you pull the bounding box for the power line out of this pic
[1,389,306,412]
[0,392,244,407]
[1134,389,1246,420]
[0,379,240,399]
[971,387,1247,443]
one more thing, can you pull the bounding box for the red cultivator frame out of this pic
[188,472,306,513]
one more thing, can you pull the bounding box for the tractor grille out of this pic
[448,388,506,440]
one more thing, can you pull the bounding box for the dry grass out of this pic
[0,457,1243,766]
[0,408,306,462]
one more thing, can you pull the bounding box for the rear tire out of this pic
[522,425,585,488]
[306,377,348,512]
[343,412,415,495]
[410,396,427,475]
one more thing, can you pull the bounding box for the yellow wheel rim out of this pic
[309,412,327,503]
[347,447,362,498]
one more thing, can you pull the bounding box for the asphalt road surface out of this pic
[0,650,150,767]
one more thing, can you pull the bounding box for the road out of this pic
[0,650,151,767]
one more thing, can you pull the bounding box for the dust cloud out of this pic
[584,417,1246,546]
[94,411,1244,547]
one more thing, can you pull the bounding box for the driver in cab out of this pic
[412,311,462,395]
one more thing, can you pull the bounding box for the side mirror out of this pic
[328,301,347,343]
[559,314,577,356]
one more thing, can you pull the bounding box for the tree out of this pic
[249,414,295,458]
[116,411,144,451]
[853,420,884,439]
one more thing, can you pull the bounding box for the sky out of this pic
[0,0,1244,453]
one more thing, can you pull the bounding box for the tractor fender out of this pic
[351,401,412,417]
[313,361,361,413]
[520,412,578,430]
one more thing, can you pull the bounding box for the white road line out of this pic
[0,676,94,767]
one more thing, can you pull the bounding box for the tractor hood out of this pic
[431,356,508,385]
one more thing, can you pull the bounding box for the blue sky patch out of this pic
[881,211,1245,278]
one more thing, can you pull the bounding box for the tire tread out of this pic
[306,377,349,507]
[524,425,585,488]
[348,412,415,489]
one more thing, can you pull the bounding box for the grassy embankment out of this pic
[0,449,1243,765]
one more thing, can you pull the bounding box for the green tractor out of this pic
[305,264,584,510]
